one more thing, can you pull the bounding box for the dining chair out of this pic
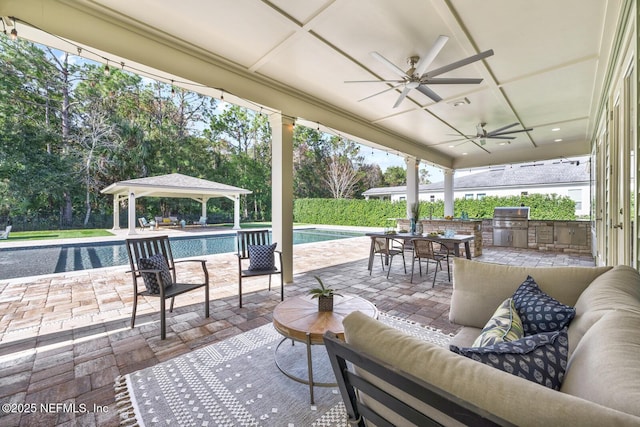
[435,241,454,279]
[236,229,284,307]
[371,237,406,279]
[410,239,450,287]
[125,235,210,339]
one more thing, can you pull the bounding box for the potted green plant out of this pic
[309,275,341,312]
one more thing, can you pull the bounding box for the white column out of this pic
[405,157,420,218]
[112,195,120,230]
[201,201,207,219]
[444,169,455,217]
[128,192,137,235]
[269,113,294,283]
[233,195,241,230]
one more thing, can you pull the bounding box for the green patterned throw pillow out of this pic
[472,298,524,347]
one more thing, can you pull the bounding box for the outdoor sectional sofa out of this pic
[333,258,640,426]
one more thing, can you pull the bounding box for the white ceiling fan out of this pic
[345,35,494,108]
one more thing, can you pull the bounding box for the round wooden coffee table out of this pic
[272,294,378,403]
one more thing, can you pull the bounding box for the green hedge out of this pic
[293,194,575,227]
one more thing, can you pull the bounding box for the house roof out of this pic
[363,161,590,196]
[101,173,252,199]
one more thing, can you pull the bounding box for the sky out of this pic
[358,144,445,183]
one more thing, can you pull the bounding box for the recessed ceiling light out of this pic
[462,152,468,155]
[448,145,455,148]
[554,138,563,142]
[448,97,470,107]
[552,128,560,131]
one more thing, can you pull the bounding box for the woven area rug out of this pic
[114,313,452,426]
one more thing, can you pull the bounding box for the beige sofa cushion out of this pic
[561,309,640,416]
[567,265,640,354]
[343,311,640,426]
[450,258,611,328]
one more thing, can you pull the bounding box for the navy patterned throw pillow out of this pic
[450,327,569,390]
[512,276,575,334]
[248,243,277,271]
[139,253,172,294]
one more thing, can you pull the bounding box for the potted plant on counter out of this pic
[309,275,341,312]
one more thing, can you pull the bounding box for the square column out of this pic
[269,113,294,283]
[405,157,420,218]
[444,169,454,217]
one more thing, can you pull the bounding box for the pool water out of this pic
[0,228,363,280]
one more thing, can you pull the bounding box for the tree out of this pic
[207,105,271,219]
[324,155,360,199]
[419,167,431,184]
[354,163,384,197]
[293,127,332,198]
[383,166,406,186]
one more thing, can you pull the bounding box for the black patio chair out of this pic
[410,238,450,287]
[371,236,407,279]
[125,235,210,339]
[236,229,284,308]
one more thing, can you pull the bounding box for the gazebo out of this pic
[101,173,252,235]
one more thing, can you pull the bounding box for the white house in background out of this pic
[363,160,591,216]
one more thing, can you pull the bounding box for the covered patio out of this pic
[0,236,594,426]
[3,0,636,275]
[100,173,251,234]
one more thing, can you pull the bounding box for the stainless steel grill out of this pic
[492,207,529,248]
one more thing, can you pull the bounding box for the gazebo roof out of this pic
[101,173,252,199]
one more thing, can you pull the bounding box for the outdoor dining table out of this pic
[366,231,475,273]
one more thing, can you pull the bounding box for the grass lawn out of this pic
[2,229,116,242]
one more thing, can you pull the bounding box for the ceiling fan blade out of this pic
[371,51,408,78]
[415,85,442,103]
[358,84,404,102]
[425,49,494,78]
[393,86,412,108]
[485,135,516,140]
[423,77,483,85]
[489,128,533,137]
[487,122,519,134]
[345,79,406,84]
[415,35,449,75]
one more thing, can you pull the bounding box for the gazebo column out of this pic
[112,195,121,230]
[128,192,137,235]
[233,195,241,230]
[270,113,294,283]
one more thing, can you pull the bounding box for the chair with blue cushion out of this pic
[125,235,210,339]
[236,229,284,307]
[138,217,154,231]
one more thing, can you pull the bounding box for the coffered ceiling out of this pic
[0,0,625,170]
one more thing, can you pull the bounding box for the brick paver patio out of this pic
[0,233,594,426]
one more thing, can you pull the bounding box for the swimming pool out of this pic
[0,228,363,280]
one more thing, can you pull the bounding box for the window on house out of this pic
[477,193,486,200]
[465,194,474,200]
[429,195,435,202]
[521,191,529,196]
[568,189,582,210]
